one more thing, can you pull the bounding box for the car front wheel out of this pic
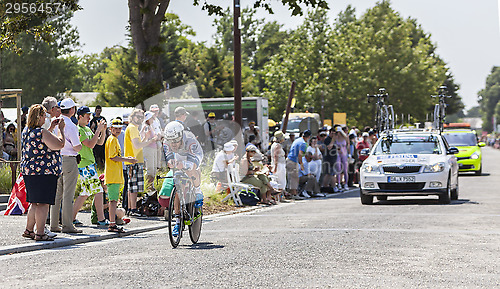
[360,189,373,205]
[439,176,451,204]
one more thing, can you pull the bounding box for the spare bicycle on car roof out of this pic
[367,88,395,134]
[431,86,452,133]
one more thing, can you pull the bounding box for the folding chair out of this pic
[222,163,251,207]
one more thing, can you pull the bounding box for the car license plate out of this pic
[388,176,415,183]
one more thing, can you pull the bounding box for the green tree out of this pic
[93,46,138,107]
[127,0,328,106]
[478,66,500,132]
[1,0,80,52]
[0,12,81,105]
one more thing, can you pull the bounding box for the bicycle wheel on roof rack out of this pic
[167,188,182,248]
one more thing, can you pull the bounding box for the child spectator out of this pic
[91,174,130,226]
[105,118,137,233]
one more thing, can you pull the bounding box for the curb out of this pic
[0,223,168,256]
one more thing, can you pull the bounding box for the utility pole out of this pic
[233,0,242,127]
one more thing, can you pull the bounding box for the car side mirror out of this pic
[447,147,459,155]
[359,148,370,156]
[478,142,486,147]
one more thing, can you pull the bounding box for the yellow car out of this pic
[442,129,485,175]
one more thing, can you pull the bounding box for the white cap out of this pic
[336,126,342,132]
[60,98,76,109]
[229,140,238,146]
[223,143,234,152]
[144,111,154,122]
[362,132,369,137]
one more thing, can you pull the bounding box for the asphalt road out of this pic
[2,147,500,288]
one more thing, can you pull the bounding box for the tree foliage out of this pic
[0,12,81,105]
[262,1,464,127]
[478,66,500,132]
[1,0,80,52]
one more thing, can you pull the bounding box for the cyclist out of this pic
[163,121,204,237]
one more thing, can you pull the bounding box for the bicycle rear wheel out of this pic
[188,202,202,244]
[167,188,182,248]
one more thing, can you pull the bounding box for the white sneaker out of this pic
[333,186,339,193]
[344,184,349,190]
[300,191,311,198]
[44,226,57,238]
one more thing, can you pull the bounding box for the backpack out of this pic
[239,188,260,206]
[137,191,161,216]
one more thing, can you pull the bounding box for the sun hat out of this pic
[59,98,76,109]
[144,111,154,122]
[223,143,234,152]
[274,130,284,141]
[246,144,258,152]
[110,118,123,128]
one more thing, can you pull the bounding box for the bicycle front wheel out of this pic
[188,202,202,244]
[167,188,182,248]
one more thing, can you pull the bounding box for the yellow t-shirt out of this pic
[105,135,124,184]
[124,123,144,164]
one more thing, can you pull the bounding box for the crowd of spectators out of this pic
[210,120,380,204]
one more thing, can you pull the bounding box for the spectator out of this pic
[89,105,107,170]
[286,129,312,199]
[270,131,286,191]
[91,174,130,226]
[203,112,217,152]
[20,106,29,130]
[50,98,83,234]
[211,142,237,183]
[322,128,338,192]
[22,104,65,241]
[299,151,322,198]
[356,132,371,162]
[216,121,235,147]
[124,109,157,216]
[4,123,17,160]
[307,136,322,183]
[240,144,274,205]
[117,113,129,211]
[141,111,159,192]
[41,96,61,131]
[368,130,377,148]
[149,105,166,170]
[72,106,107,226]
[105,118,137,232]
[243,121,261,148]
[335,126,349,191]
[174,106,189,130]
[185,110,205,148]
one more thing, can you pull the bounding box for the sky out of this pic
[70,0,500,111]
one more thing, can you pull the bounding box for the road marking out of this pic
[203,227,500,235]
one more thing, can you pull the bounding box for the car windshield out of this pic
[373,135,442,155]
[285,119,301,133]
[442,132,477,146]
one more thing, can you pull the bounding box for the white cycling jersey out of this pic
[163,130,204,170]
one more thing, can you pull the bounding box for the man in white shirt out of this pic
[50,98,83,234]
[299,152,324,198]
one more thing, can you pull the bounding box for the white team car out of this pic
[359,129,459,205]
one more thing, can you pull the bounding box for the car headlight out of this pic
[470,152,480,160]
[423,162,445,173]
[362,163,380,173]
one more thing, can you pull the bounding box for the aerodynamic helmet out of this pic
[164,121,184,142]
